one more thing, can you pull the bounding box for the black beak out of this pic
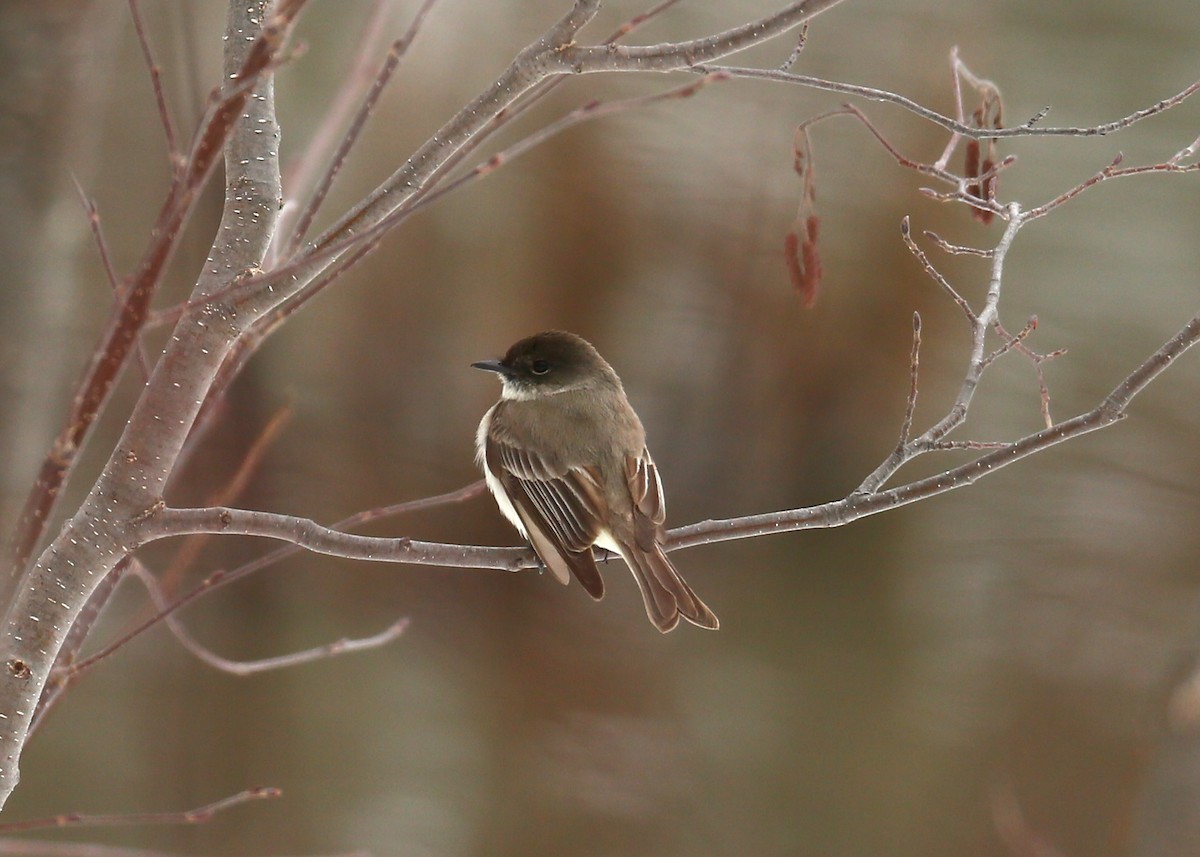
[471,359,510,376]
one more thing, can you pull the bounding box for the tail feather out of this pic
[619,541,719,633]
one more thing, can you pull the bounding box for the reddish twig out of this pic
[607,0,685,42]
[68,174,153,381]
[281,0,441,258]
[796,102,1016,221]
[992,318,1065,428]
[0,786,280,833]
[274,0,403,259]
[3,0,307,581]
[128,0,180,167]
[162,404,294,596]
[68,174,120,294]
[242,73,730,301]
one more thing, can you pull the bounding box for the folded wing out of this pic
[484,434,607,599]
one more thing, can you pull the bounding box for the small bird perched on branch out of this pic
[474,330,718,632]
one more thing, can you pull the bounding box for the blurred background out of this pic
[2,0,1200,854]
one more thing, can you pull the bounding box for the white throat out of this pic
[498,378,537,401]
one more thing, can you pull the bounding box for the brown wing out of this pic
[484,433,607,599]
[622,449,720,632]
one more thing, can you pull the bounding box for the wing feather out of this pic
[484,430,607,598]
[625,450,667,552]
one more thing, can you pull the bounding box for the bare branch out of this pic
[67,175,156,383]
[559,0,847,73]
[925,230,994,258]
[247,73,730,297]
[65,483,486,681]
[2,0,306,583]
[130,304,1200,570]
[1024,152,1200,221]
[0,0,307,811]
[698,65,1200,140]
[981,316,1038,369]
[899,312,922,447]
[128,563,408,676]
[279,0,441,258]
[0,842,367,857]
[273,0,416,258]
[932,440,1014,451]
[146,506,532,571]
[670,307,1200,552]
[0,787,280,833]
[128,0,179,166]
[780,23,809,72]
[901,217,977,324]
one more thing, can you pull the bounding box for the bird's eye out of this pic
[530,359,551,375]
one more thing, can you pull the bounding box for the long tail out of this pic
[619,541,719,633]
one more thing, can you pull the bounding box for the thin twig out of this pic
[931,440,1014,451]
[3,0,306,582]
[0,787,280,833]
[925,230,994,258]
[795,102,1015,220]
[780,23,808,71]
[69,175,153,382]
[137,303,1200,561]
[898,312,921,446]
[129,0,180,167]
[992,318,1065,428]
[246,73,730,295]
[68,175,120,294]
[607,0,685,42]
[282,0,441,258]
[162,404,293,596]
[698,65,1200,140]
[1024,153,1200,221]
[932,46,967,171]
[981,316,1038,369]
[129,562,408,676]
[274,0,404,259]
[901,218,977,323]
[136,299,1200,564]
[64,482,486,681]
[855,206,1025,495]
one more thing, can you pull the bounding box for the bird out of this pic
[473,330,719,632]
